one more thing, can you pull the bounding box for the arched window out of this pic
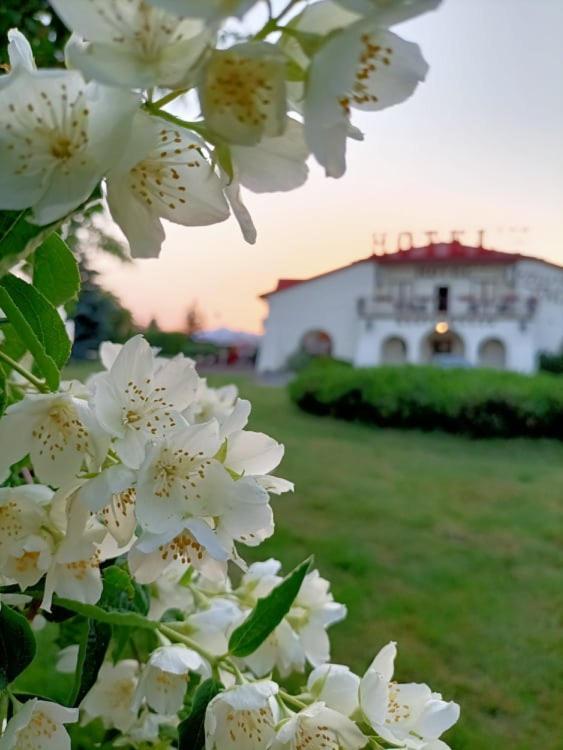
[478,338,506,369]
[421,329,466,364]
[381,336,408,364]
[301,329,333,357]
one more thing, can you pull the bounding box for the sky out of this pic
[95,0,563,334]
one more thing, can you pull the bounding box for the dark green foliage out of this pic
[144,328,219,358]
[538,351,563,375]
[0,1,69,68]
[71,258,135,359]
[289,363,563,439]
[178,679,223,750]
[0,274,71,389]
[33,234,80,306]
[71,619,111,707]
[54,566,154,630]
[0,605,36,689]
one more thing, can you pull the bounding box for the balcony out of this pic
[358,293,538,323]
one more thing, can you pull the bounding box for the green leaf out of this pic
[281,26,326,58]
[33,234,80,306]
[178,678,223,750]
[0,274,71,390]
[0,604,36,689]
[0,210,59,279]
[228,556,313,658]
[99,565,150,616]
[53,598,158,631]
[54,566,153,631]
[71,618,111,707]
[285,57,307,82]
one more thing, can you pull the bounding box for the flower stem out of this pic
[278,689,307,710]
[144,104,210,139]
[0,349,49,392]
[152,88,189,109]
[254,0,302,39]
[158,623,218,666]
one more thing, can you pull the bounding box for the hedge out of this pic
[288,362,563,439]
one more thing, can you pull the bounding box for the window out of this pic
[436,286,449,312]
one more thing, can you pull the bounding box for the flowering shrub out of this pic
[0,1,460,749]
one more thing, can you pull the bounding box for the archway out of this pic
[478,338,506,369]
[381,336,408,365]
[421,328,465,364]
[300,329,333,357]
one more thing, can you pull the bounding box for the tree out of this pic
[185,301,206,337]
[71,257,135,359]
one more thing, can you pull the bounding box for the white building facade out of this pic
[257,243,563,374]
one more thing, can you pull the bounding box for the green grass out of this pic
[212,375,563,750]
[29,364,563,748]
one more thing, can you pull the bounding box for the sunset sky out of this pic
[95,0,563,334]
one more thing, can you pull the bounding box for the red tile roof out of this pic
[260,243,559,298]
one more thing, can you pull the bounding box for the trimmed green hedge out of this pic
[289,362,563,439]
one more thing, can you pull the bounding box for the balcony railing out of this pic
[358,295,538,322]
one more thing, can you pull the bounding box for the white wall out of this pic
[258,257,563,374]
[257,261,375,372]
[515,260,563,357]
[355,319,537,372]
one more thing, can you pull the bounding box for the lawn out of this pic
[213,374,562,750]
[29,364,563,748]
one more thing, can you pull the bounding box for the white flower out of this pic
[280,1,361,109]
[56,644,80,674]
[92,334,199,467]
[199,42,287,146]
[134,418,221,532]
[147,563,195,620]
[184,382,242,431]
[51,0,213,89]
[41,491,107,611]
[230,118,310,193]
[79,464,137,547]
[146,0,256,21]
[205,681,279,750]
[117,709,174,745]
[134,645,207,715]
[237,563,343,678]
[82,660,139,732]
[0,66,138,224]
[214,473,274,551]
[272,703,367,750]
[4,535,54,592]
[0,699,78,750]
[304,18,428,177]
[204,392,292,498]
[1,28,36,82]
[222,418,286,488]
[184,597,243,655]
[0,392,108,486]
[288,569,347,667]
[307,664,361,716]
[359,642,460,748]
[335,0,441,24]
[223,171,257,244]
[243,619,305,678]
[129,518,230,584]
[107,112,229,258]
[0,485,53,585]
